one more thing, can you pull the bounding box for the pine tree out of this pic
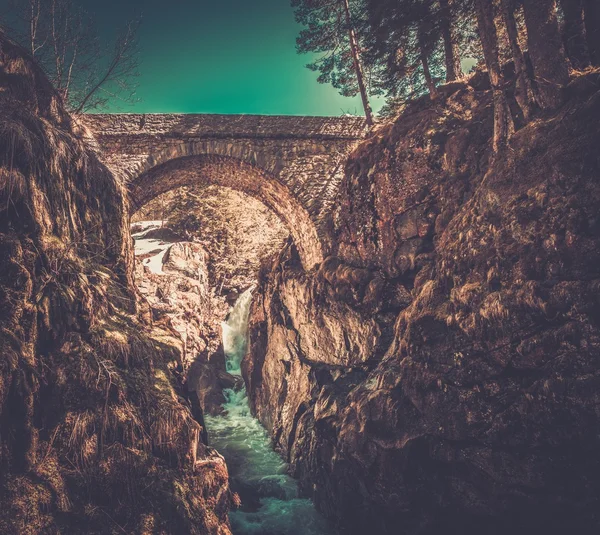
[474,0,514,151]
[363,0,447,103]
[561,0,591,69]
[293,0,374,125]
[521,0,570,109]
[500,0,537,120]
[583,0,600,66]
[439,0,463,81]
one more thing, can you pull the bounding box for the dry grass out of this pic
[0,33,234,534]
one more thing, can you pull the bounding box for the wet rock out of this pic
[134,235,231,416]
[187,358,228,416]
[217,369,244,390]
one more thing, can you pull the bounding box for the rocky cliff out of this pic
[244,72,600,534]
[131,183,289,418]
[0,35,233,534]
[131,223,237,417]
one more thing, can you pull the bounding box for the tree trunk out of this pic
[342,0,374,126]
[521,0,570,109]
[501,0,537,121]
[474,0,515,152]
[421,52,439,99]
[584,0,600,65]
[439,0,462,81]
[561,0,590,69]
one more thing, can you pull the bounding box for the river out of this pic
[204,288,332,535]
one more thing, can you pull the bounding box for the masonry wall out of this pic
[84,113,366,266]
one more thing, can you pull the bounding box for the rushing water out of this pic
[205,288,332,535]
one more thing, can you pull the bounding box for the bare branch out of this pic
[5,0,141,112]
[75,18,140,113]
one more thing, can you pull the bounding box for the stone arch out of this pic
[131,139,289,180]
[129,154,324,269]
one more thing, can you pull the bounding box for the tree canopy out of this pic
[293,0,600,151]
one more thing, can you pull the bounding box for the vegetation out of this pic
[292,0,376,125]
[5,0,140,112]
[294,0,600,150]
[0,32,233,534]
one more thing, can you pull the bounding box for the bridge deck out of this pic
[85,113,367,140]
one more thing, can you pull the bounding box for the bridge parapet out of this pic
[85,113,366,140]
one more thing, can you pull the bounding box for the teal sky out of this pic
[71,0,383,116]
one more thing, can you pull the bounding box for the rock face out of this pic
[132,224,234,416]
[131,184,290,418]
[244,73,600,534]
[0,35,233,534]
[134,236,217,364]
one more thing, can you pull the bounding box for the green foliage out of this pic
[293,0,368,98]
[364,0,467,102]
[293,0,481,114]
[363,0,440,98]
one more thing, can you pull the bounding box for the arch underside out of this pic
[129,154,324,270]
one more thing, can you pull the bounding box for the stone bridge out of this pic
[85,114,366,269]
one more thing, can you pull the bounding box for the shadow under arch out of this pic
[129,154,324,270]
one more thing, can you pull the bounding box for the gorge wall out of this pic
[243,72,600,534]
[0,35,234,534]
[4,18,600,535]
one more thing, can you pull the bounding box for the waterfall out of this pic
[221,286,254,376]
[204,288,332,535]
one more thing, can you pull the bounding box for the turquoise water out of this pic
[205,289,332,535]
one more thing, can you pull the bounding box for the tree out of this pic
[411,1,443,98]
[341,0,374,124]
[294,0,579,151]
[293,0,375,125]
[364,0,440,102]
[363,0,472,109]
[474,0,514,151]
[500,0,536,120]
[439,0,463,81]
[521,0,570,109]
[73,18,140,113]
[583,0,600,66]
[560,0,591,69]
[8,0,140,112]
